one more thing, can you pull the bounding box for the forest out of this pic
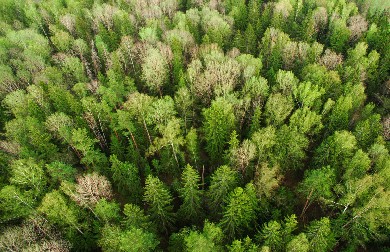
[0,0,389,251]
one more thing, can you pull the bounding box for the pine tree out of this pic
[228,0,247,31]
[175,87,194,132]
[203,98,236,163]
[184,221,224,252]
[185,128,200,168]
[99,225,159,252]
[0,185,34,222]
[286,233,309,252]
[38,190,83,234]
[329,19,350,53]
[143,175,175,233]
[260,220,282,251]
[220,183,258,240]
[109,155,141,203]
[208,165,239,213]
[306,217,335,252]
[9,158,47,197]
[122,203,153,231]
[229,236,259,252]
[233,30,245,52]
[264,93,293,127]
[141,47,169,96]
[94,199,120,223]
[244,24,257,55]
[178,164,203,223]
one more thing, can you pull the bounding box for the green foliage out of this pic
[228,237,259,252]
[244,24,257,54]
[203,98,236,162]
[242,76,268,102]
[314,131,358,169]
[185,221,224,252]
[289,107,323,136]
[237,55,263,81]
[99,225,159,252]
[264,93,293,126]
[109,155,141,202]
[273,125,309,170]
[286,233,310,252]
[306,217,335,252]
[60,56,88,83]
[327,94,354,132]
[260,220,282,251]
[251,126,276,163]
[0,0,388,250]
[38,190,82,232]
[292,81,325,110]
[148,118,185,171]
[95,199,120,223]
[301,64,342,100]
[5,117,58,160]
[208,165,238,212]
[46,161,77,184]
[178,164,203,223]
[185,128,200,167]
[258,214,298,251]
[220,183,258,239]
[9,158,46,196]
[260,27,290,72]
[299,166,336,204]
[354,113,382,149]
[329,18,350,53]
[201,7,232,49]
[227,0,247,31]
[0,185,34,222]
[344,42,379,84]
[273,70,299,96]
[343,149,371,179]
[70,128,108,171]
[122,203,153,231]
[144,175,175,233]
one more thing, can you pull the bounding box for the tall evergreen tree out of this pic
[208,165,239,213]
[178,164,203,223]
[220,183,258,240]
[143,175,175,233]
[203,98,236,163]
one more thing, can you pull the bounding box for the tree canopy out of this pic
[0,0,389,251]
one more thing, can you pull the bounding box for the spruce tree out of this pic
[178,164,203,223]
[143,175,175,233]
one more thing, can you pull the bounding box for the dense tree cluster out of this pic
[0,0,389,251]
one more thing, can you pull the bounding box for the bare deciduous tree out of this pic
[319,49,343,70]
[59,14,76,35]
[231,139,257,176]
[383,116,390,141]
[273,0,293,19]
[348,15,368,42]
[254,162,283,199]
[188,48,240,102]
[74,172,113,207]
[313,7,328,32]
[141,46,169,96]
